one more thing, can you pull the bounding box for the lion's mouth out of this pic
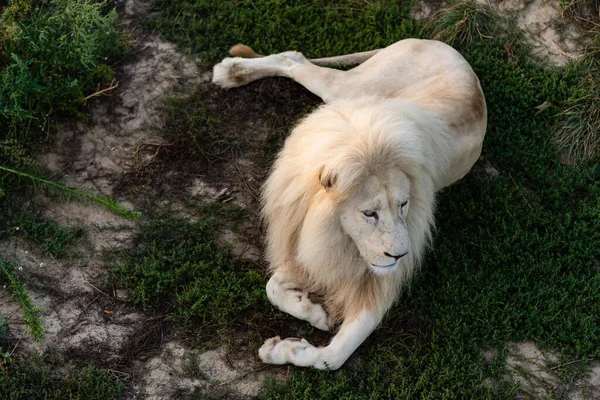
[370,261,397,268]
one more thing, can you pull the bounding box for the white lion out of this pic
[213,39,487,370]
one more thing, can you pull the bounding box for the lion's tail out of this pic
[309,49,381,66]
[228,44,380,66]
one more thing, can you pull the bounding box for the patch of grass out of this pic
[183,352,209,381]
[145,0,421,62]
[547,355,592,389]
[424,0,498,45]
[0,315,7,340]
[1,191,128,260]
[529,0,600,161]
[0,1,139,318]
[0,260,44,342]
[553,92,600,161]
[0,180,90,260]
[0,0,139,223]
[164,94,233,166]
[9,213,85,259]
[0,350,124,400]
[551,58,600,162]
[0,315,10,371]
[119,79,321,214]
[111,215,267,342]
[558,0,600,33]
[0,2,139,395]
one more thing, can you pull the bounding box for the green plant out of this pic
[183,353,209,381]
[0,1,34,42]
[0,165,141,220]
[0,260,44,342]
[4,212,85,259]
[553,94,600,161]
[0,0,138,240]
[0,315,9,371]
[0,346,12,372]
[0,315,8,340]
[0,316,13,371]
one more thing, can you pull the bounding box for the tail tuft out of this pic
[229,44,263,58]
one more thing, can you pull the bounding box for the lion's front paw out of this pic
[212,57,247,89]
[310,304,331,332]
[258,336,283,364]
[289,292,330,331]
[258,336,321,367]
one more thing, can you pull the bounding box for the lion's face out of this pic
[339,168,411,275]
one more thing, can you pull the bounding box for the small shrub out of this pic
[0,0,125,146]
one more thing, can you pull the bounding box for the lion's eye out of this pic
[362,210,378,219]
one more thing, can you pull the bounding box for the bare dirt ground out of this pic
[482,343,600,399]
[1,0,599,399]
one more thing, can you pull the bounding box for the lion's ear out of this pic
[318,165,337,190]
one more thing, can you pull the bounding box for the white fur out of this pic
[213,39,487,370]
[266,271,330,331]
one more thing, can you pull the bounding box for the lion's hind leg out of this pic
[212,47,348,102]
[266,270,330,331]
[212,52,298,89]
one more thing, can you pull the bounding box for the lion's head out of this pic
[263,97,449,293]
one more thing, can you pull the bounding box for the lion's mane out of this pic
[262,96,452,322]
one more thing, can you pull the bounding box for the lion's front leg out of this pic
[259,309,381,370]
[266,270,330,331]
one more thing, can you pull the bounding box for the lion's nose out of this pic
[384,251,409,260]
